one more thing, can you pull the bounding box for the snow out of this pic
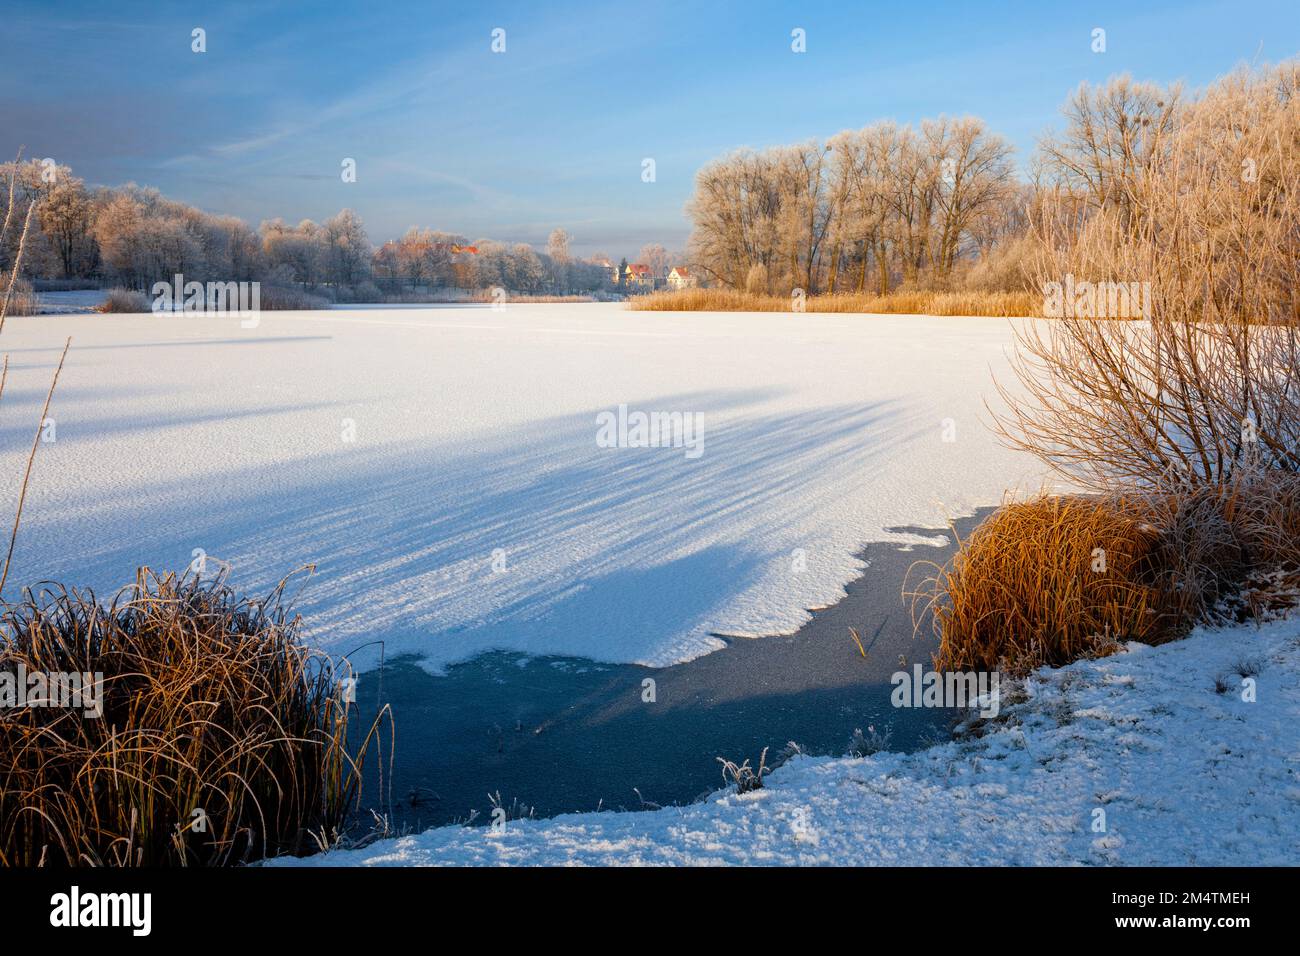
[8,304,1289,867]
[0,304,1044,671]
[271,614,1300,866]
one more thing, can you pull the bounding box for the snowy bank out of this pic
[274,615,1300,866]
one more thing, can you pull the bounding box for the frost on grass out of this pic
[273,614,1300,867]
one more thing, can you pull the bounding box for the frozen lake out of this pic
[0,304,1047,671]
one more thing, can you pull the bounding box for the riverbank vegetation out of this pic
[910,61,1300,673]
[628,286,1035,316]
[0,570,388,866]
[648,61,1298,328]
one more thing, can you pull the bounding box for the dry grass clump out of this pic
[627,286,1037,317]
[914,495,1171,674]
[1218,468,1300,572]
[717,747,769,793]
[1,279,37,316]
[916,470,1300,675]
[0,568,385,867]
[99,287,150,313]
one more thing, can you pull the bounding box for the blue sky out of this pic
[3,0,1297,257]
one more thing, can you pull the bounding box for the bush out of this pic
[1222,468,1300,571]
[914,472,1300,674]
[1002,62,1300,490]
[100,287,150,313]
[334,281,382,304]
[0,569,384,866]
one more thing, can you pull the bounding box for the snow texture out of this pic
[0,305,1044,671]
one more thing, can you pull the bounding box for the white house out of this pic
[667,266,695,290]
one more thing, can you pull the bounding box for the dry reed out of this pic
[912,469,1300,675]
[627,286,1038,317]
[0,567,389,866]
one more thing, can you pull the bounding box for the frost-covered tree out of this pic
[686,118,1014,294]
[546,228,570,262]
[37,168,96,278]
[637,243,669,280]
[323,209,370,287]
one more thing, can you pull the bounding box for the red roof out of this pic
[628,263,650,275]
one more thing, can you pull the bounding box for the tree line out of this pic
[0,168,615,299]
[687,115,1023,296]
[684,65,1297,307]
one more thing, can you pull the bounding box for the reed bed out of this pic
[912,471,1300,675]
[627,286,1038,317]
[0,279,37,317]
[0,568,387,866]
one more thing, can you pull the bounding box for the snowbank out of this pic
[274,615,1300,866]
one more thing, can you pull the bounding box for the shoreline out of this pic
[351,510,990,832]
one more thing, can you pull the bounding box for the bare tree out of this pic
[930,117,1016,275]
[686,148,783,289]
[323,209,370,288]
[637,243,669,280]
[34,166,94,278]
[687,119,1014,296]
[998,62,1300,489]
[1037,76,1183,226]
[546,228,571,263]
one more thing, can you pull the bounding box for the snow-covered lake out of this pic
[0,304,1047,671]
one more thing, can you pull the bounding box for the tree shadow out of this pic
[12,388,928,669]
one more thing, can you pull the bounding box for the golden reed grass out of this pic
[911,471,1300,675]
[911,495,1170,674]
[627,287,1038,317]
[0,568,389,866]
